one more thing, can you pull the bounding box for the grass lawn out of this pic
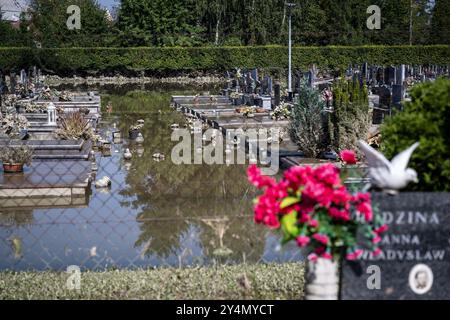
[0,263,305,300]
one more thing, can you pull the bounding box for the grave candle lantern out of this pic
[47,102,57,125]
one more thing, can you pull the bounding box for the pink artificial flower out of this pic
[375,224,389,234]
[372,235,382,244]
[312,234,329,245]
[247,165,276,189]
[308,253,318,262]
[353,249,364,259]
[372,248,382,257]
[328,207,351,221]
[331,187,352,206]
[346,252,357,261]
[284,166,314,191]
[314,164,341,187]
[296,235,311,248]
[353,192,370,203]
[299,212,311,224]
[314,246,326,255]
[356,201,373,222]
[308,219,319,228]
[321,252,333,260]
[340,150,357,165]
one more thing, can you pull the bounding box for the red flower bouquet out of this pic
[248,150,387,261]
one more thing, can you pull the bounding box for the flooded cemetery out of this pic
[1,64,448,273]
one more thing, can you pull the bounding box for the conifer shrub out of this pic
[329,79,371,153]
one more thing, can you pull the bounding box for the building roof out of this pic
[0,0,28,22]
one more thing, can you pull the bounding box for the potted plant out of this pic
[247,150,387,300]
[1,145,34,173]
[55,112,94,141]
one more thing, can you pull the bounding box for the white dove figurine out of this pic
[358,140,420,194]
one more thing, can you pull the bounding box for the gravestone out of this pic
[306,70,314,88]
[341,192,450,300]
[251,69,259,83]
[20,69,27,84]
[385,67,396,85]
[374,86,391,107]
[362,62,368,81]
[396,65,405,86]
[294,71,302,94]
[274,82,281,107]
[370,67,378,86]
[267,76,273,95]
[10,73,16,94]
[392,84,404,108]
[346,65,353,77]
[376,67,384,84]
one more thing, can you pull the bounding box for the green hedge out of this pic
[1,45,450,75]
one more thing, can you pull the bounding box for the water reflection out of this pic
[0,89,302,271]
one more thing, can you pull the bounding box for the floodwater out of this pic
[0,87,301,271]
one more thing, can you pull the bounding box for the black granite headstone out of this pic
[376,67,384,84]
[362,62,368,80]
[396,65,405,86]
[341,193,450,300]
[274,82,281,107]
[10,73,16,94]
[267,76,273,95]
[385,67,396,85]
[374,86,391,107]
[392,84,403,107]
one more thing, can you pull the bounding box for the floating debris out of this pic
[95,176,112,188]
[152,153,165,160]
[135,133,145,144]
[124,148,132,160]
[213,247,233,257]
[9,236,22,260]
[90,246,97,257]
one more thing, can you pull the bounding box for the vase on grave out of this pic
[305,258,339,300]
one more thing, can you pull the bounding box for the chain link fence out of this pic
[0,90,302,272]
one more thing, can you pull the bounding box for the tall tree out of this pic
[430,0,450,44]
[27,0,112,47]
[117,0,204,47]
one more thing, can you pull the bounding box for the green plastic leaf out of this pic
[281,211,300,239]
[280,197,300,209]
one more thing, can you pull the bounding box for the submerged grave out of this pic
[1,77,101,207]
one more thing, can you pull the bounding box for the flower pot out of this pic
[305,258,339,300]
[3,163,24,173]
[129,129,140,140]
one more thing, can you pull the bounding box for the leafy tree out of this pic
[0,11,29,46]
[117,0,205,47]
[27,0,112,47]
